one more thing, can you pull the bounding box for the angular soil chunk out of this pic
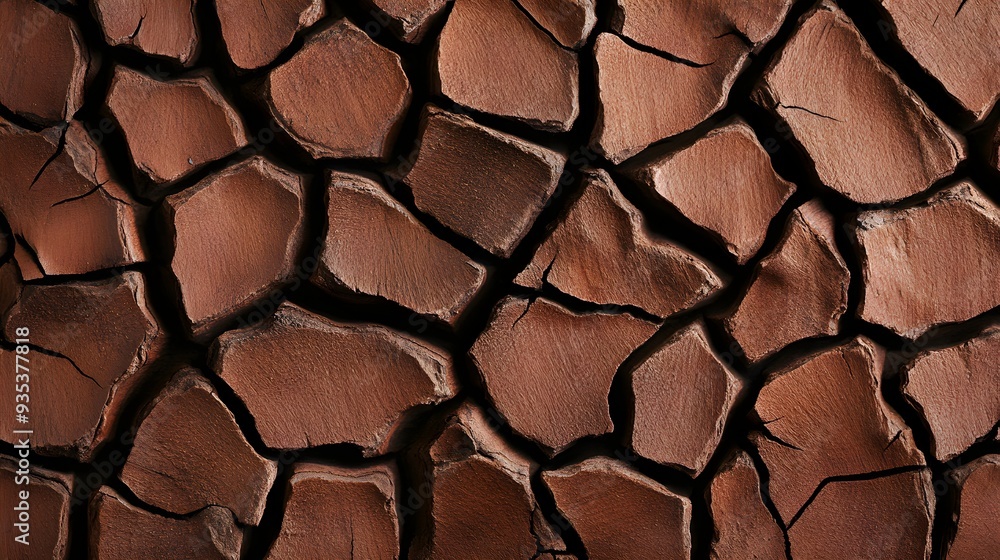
[107,66,248,185]
[164,156,306,339]
[902,328,1000,461]
[788,470,934,559]
[518,0,597,49]
[517,169,723,317]
[315,171,486,324]
[120,369,277,525]
[856,182,1000,337]
[724,201,849,363]
[708,451,786,560]
[470,297,657,455]
[90,487,242,560]
[404,106,566,257]
[0,0,90,124]
[757,2,964,203]
[630,322,741,475]
[411,403,567,559]
[212,303,457,455]
[947,456,1000,559]
[753,338,925,521]
[1,459,72,560]
[628,121,796,264]
[264,20,411,159]
[216,0,325,69]
[0,120,146,280]
[266,462,399,560]
[543,457,691,559]
[91,0,200,65]
[2,273,163,460]
[435,0,579,132]
[365,0,449,43]
[880,0,1000,120]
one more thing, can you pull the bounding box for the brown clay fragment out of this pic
[404,106,566,257]
[543,457,691,559]
[0,260,20,319]
[91,0,200,66]
[216,0,325,69]
[120,369,277,525]
[212,303,457,455]
[470,296,657,455]
[266,462,399,560]
[856,182,1000,337]
[724,201,849,363]
[947,455,1000,559]
[1,458,72,560]
[757,2,964,203]
[707,451,786,560]
[90,487,242,560]
[365,0,449,43]
[314,171,486,325]
[517,0,597,49]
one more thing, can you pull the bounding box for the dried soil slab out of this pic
[266,462,399,560]
[902,328,1000,461]
[265,20,411,160]
[629,121,796,264]
[788,471,934,559]
[404,106,565,257]
[630,322,740,475]
[315,171,486,324]
[91,0,200,65]
[880,0,1000,120]
[366,0,449,43]
[725,201,848,363]
[2,273,163,460]
[435,0,579,132]
[216,0,324,69]
[0,458,72,560]
[165,156,306,339]
[517,169,723,318]
[90,487,242,560]
[0,0,90,124]
[0,260,20,319]
[543,457,691,559]
[753,338,925,521]
[107,67,247,185]
[0,120,146,280]
[518,0,597,49]
[120,369,277,525]
[707,451,785,560]
[856,183,1000,337]
[947,456,1000,559]
[757,2,964,203]
[470,297,657,455]
[212,303,457,455]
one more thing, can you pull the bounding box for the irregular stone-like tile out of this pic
[708,451,786,560]
[411,403,567,559]
[315,171,486,324]
[947,455,1000,560]
[366,0,449,43]
[0,0,90,124]
[2,273,163,460]
[757,2,964,203]
[216,0,324,69]
[630,322,740,475]
[544,457,691,559]
[517,169,722,317]
[629,121,796,264]
[212,303,457,455]
[725,201,849,363]
[265,20,411,160]
[165,156,306,339]
[120,369,277,525]
[1,458,72,560]
[902,328,1000,461]
[0,119,146,280]
[106,66,248,185]
[880,0,1000,120]
[518,0,597,49]
[91,0,200,65]
[470,296,657,455]
[789,471,933,559]
[753,338,925,521]
[266,462,399,560]
[856,182,1000,337]
[435,0,579,132]
[91,487,242,560]
[404,106,565,257]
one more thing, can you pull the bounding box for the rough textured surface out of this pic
[216,0,324,69]
[947,456,1000,560]
[366,0,449,42]
[708,451,786,560]
[1,458,72,560]
[91,0,200,65]
[519,0,597,49]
